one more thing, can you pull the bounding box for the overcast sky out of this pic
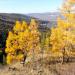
[0,0,63,14]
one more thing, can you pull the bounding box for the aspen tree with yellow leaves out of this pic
[5,19,41,65]
[29,19,41,54]
[50,0,75,62]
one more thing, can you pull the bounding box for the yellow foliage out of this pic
[21,21,28,31]
[5,19,41,64]
[50,0,75,57]
[13,21,22,32]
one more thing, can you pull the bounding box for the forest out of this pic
[0,0,75,75]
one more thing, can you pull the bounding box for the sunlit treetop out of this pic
[29,19,38,30]
[61,0,75,13]
[67,0,75,4]
[21,21,28,31]
[13,21,22,32]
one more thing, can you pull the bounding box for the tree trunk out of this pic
[20,51,27,67]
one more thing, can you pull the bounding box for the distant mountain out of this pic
[0,13,34,22]
[28,12,61,21]
[0,13,50,32]
[28,12,65,28]
[0,12,63,32]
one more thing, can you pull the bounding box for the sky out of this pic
[0,0,63,14]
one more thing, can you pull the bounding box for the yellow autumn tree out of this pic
[50,0,75,59]
[28,19,41,56]
[5,21,27,64]
[5,19,41,64]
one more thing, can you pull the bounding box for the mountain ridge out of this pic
[27,12,61,21]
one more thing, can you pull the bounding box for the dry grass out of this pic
[0,54,75,75]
